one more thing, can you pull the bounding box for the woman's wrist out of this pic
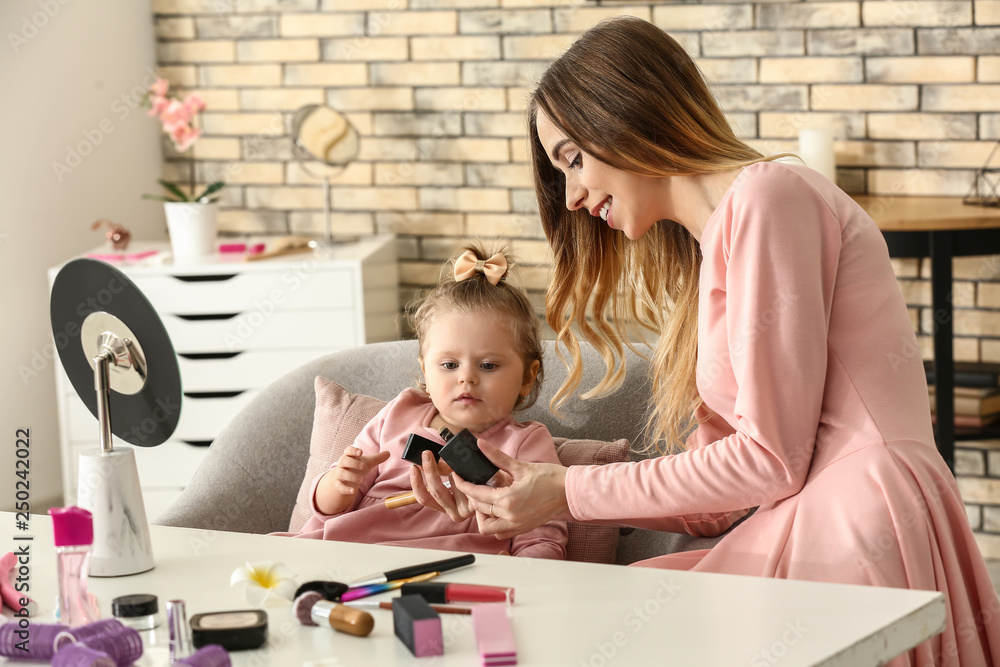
[545,463,573,522]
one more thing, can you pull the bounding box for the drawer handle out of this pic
[184,391,245,399]
[172,274,238,283]
[175,313,240,321]
[180,440,214,448]
[178,352,243,360]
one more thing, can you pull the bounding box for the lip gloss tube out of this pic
[399,583,514,605]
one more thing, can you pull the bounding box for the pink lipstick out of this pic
[399,582,514,605]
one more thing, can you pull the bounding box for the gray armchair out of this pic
[155,339,726,564]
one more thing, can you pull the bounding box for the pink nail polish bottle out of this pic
[49,507,101,627]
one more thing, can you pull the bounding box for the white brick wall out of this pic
[151,2,1000,430]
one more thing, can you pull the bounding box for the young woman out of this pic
[413,17,1000,664]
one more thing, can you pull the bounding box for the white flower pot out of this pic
[164,202,218,260]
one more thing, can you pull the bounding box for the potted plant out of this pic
[143,77,225,260]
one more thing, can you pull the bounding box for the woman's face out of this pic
[535,108,669,241]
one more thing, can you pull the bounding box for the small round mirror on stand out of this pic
[50,258,182,577]
[291,104,361,247]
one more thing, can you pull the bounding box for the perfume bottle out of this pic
[48,506,100,627]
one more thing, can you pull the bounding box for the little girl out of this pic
[290,243,568,559]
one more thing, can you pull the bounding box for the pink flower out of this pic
[147,94,169,117]
[183,94,206,115]
[150,77,169,98]
[169,124,201,152]
[159,98,192,133]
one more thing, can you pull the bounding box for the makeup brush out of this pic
[293,580,349,601]
[293,591,326,627]
[292,591,374,638]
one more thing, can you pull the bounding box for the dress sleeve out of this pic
[507,424,569,559]
[309,396,393,520]
[565,169,842,526]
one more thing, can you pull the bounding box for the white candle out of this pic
[798,128,836,183]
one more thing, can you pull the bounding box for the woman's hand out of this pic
[409,451,475,522]
[453,441,572,541]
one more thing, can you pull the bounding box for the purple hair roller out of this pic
[54,618,126,650]
[0,621,67,659]
[177,644,232,667]
[79,625,143,666]
[51,643,116,667]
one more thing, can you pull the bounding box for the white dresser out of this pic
[50,235,399,520]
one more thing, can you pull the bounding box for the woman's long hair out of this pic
[530,16,772,453]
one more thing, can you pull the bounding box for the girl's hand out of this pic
[409,451,475,522]
[315,447,390,515]
[332,447,391,495]
[453,441,572,541]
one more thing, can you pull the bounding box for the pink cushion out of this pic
[288,377,630,564]
[551,436,629,564]
[287,377,385,534]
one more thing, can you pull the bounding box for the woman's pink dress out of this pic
[564,161,1000,665]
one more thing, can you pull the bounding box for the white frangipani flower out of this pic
[229,561,298,607]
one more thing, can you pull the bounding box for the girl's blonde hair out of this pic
[529,16,777,453]
[408,242,544,411]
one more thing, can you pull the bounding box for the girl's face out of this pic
[535,108,669,241]
[419,310,539,435]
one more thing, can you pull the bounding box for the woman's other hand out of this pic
[409,450,475,522]
[454,441,571,540]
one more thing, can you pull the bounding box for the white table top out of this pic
[2,513,944,666]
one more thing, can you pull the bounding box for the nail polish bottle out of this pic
[48,506,100,627]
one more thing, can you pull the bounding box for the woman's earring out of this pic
[515,394,525,406]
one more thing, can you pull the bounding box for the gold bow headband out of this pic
[453,251,508,286]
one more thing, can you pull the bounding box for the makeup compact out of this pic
[439,429,500,485]
[189,610,268,651]
[112,594,159,630]
[401,432,444,464]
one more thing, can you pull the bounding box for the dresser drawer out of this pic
[163,310,361,353]
[67,440,210,490]
[178,349,324,391]
[129,268,355,315]
[133,440,211,487]
[173,391,259,442]
[67,390,259,443]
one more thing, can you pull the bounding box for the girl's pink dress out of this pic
[565,162,1000,665]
